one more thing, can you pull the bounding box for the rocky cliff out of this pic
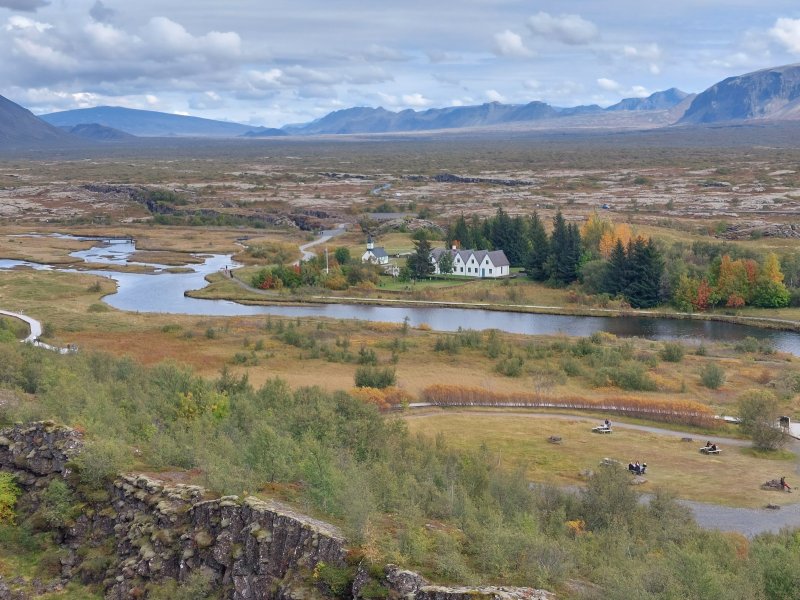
[0,422,554,600]
[680,63,800,124]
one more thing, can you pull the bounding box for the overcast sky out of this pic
[1,0,800,127]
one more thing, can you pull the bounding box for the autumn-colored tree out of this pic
[752,253,790,308]
[598,223,633,259]
[693,279,715,311]
[581,212,613,258]
[762,252,785,284]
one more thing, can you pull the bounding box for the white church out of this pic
[361,236,389,265]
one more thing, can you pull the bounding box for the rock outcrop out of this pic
[1,422,556,600]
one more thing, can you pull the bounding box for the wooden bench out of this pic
[699,447,721,454]
[592,426,612,434]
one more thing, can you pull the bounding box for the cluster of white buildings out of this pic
[362,237,510,279]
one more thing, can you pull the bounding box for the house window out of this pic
[489,269,492,274]
[460,267,463,272]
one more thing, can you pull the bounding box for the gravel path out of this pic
[407,408,800,536]
[0,308,71,353]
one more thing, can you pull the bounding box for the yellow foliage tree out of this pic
[598,223,633,258]
[761,252,784,284]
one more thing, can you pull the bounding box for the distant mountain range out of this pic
[0,95,74,147]
[41,106,255,137]
[3,63,800,147]
[679,63,800,124]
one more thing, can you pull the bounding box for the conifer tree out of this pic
[526,212,549,281]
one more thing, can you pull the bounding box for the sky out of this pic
[1,0,800,127]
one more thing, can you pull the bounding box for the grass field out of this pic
[404,410,797,508]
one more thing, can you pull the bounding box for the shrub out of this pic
[354,366,396,389]
[659,342,685,363]
[357,346,378,365]
[737,389,788,450]
[38,479,75,528]
[72,439,132,489]
[496,355,524,377]
[0,473,20,524]
[700,363,725,389]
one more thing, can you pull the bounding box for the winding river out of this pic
[4,235,800,354]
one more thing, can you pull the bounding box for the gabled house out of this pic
[430,247,510,278]
[361,236,389,265]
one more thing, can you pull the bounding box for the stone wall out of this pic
[1,422,554,600]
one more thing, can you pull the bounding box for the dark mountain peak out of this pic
[0,95,75,148]
[62,123,135,141]
[607,88,689,112]
[240,127,288,138]
[680,63,800,124]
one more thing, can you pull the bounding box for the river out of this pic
[4,235,800,354]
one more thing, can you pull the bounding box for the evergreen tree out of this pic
[449,215,471,249]
[407,235,435,278]
[624,237,664,308]
[505,216,530,268]
[526,212,549,282]
[490,207,513,252]
[469,214,488,249]
[548,212,581,284]
[604,239,628,296]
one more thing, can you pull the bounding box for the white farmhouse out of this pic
[361,236,389,265]
[430,247,510,278]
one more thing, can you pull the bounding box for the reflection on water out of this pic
[3,236,800,355]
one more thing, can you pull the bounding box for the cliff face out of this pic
[680,63,800,124]
[0,422,554,600]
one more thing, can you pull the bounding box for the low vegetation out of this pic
[0,340,798,597]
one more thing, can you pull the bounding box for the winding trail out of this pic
[293,224,348,265]
[0,308,72,354]
[404,408,800,537]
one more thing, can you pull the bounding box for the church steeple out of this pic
[367,235,374,250]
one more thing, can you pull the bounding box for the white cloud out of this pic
[527,12,598,45]
[402,93,430,107]
[4,15,50,31]
[770,17,800,54]
[12,38,76,69]
[597,78,648,98]
[621,43,662,75]
[143,17,241,60]
[493,29,533,58]
[485,89,506,102]
[597,77,620,92]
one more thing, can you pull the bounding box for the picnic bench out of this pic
[699,446,721,454]
[592,426,612,434]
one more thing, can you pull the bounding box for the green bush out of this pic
[0,472,20,524]
[700,363,725,389]
[72,439,132,489]
[496,355,524,377]
[659,342,685,363]
[354,366,396,388]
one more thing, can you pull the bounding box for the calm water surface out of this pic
[4,236,800,354]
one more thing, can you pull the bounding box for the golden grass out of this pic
[404,411,798,508]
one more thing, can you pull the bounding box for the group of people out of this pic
[628,461,647,475]
[703,441,719,452]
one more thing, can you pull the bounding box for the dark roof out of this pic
[433,247,509,267]
[486,250,510,267]
[368,247,388,258]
